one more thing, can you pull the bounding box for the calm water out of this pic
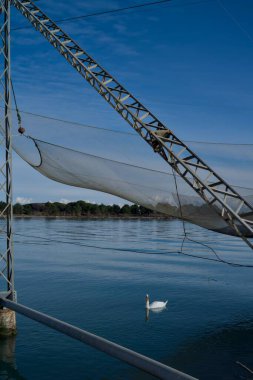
[1,218,253,380]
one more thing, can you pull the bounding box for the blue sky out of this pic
[9,0,253,204]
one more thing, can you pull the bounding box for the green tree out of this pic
[139,205,153,216]
[45,202,59,216]
[130,204,140,215]
[90,204,99,215]
[112,204,121,215]
[0,201,6,212]
[23,204,32,215]
[120,204,131,214]
[72,203,82,216]
[13,203,23,215]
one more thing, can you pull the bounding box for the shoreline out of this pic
[12,214,172,220]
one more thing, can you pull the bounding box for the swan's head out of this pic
[146,294,150,309]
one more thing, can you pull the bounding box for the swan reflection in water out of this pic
[145,305,167,321]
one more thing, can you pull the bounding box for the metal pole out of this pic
[0,0,15,301]
[4,0,14,300]
[0,0,16,336]
[0,298,198,380]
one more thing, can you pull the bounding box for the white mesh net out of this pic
[11,110,253,237]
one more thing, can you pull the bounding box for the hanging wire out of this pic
[170,161,253,268]
[11,0,212,31]
[2,225,252,267]
[2,104,253,148]
[12,230,178,256]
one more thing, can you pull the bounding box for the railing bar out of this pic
[0,298,197,380]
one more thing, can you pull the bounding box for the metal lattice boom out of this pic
[11,0,253,249]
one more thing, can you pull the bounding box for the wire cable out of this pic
[216,0,253,45]
[170,160,253,268]
[6,226,253,267]
[11,0,211,31]
[5,105,253,146]
[12,230,177,256]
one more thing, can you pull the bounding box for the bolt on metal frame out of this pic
[0,0,14,300]
[11,0,253,250]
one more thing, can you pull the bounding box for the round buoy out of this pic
[18,126,25,134]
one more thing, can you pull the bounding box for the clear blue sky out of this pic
[10,0,253,204]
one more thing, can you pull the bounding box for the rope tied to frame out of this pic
[11,79,25,134]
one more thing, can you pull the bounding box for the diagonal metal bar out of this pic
[0,298,198,380]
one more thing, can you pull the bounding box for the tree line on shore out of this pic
[0,200,166,217]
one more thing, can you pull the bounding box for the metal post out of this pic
[0,0,14,300]
[0,0,16,336]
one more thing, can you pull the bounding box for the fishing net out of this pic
[11,110,253,237]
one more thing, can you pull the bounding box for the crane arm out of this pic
[11,0,253,248]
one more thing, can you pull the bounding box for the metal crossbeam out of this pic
[0,297,198,380]
[0,0,14,299]
[11,0,253,249]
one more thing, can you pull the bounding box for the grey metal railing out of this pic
[0,298,198,380]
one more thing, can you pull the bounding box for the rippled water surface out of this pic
[1,218,253,380]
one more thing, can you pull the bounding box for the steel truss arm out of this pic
[11,0,253,248]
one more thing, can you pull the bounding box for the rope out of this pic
[10,79,25,134]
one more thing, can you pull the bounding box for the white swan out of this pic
[145,294,168,310]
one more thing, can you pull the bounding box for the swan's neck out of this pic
[146,297,150,309]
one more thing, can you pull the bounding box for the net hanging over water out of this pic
[11,110,253,237]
